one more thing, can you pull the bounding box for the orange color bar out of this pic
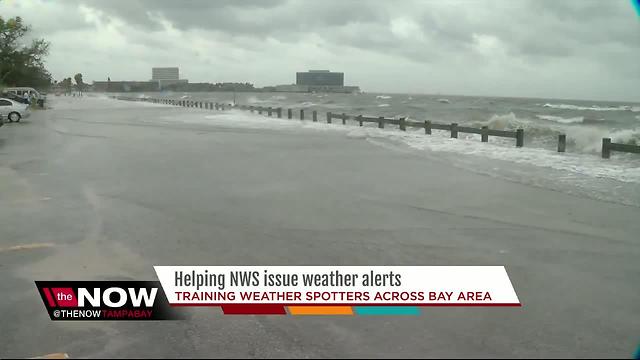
[288,306,354,315]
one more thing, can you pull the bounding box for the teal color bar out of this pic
[353,306,420,316]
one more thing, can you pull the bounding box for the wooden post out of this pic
[221,104,225,111]
[399,117,406,131]
[358,115,363,126]
[602,138,611,159]
[516,129,524,147]
[425,120,431,134]
[268,107,272,117]
[300,109,304,120]
[481,126,489,142]
[288,109,292,119]
[342,113,347,125]
[258,107,263,115]
[327,112,332,124]
[312,110,317,122]
[378,116,384,129]
[558,134,566,152]
[451,123,458,138]
[277,108,282,118]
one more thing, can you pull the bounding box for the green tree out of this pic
[0,16,52,89]
[74,73,84,93]
[59,77,73,94]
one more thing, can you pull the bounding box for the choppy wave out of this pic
[542,103,640,112]
[536,115,584,124]
[376,95,392,99]
[478,113,640,153]
[378,104,390,107]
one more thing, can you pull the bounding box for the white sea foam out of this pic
[100,97,640,192]
[542,103,639,112]
[377,104,390,107]
[346,127,640,184]
[376,95,392,99]
[536,115,584,124]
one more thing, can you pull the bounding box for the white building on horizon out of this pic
[151,67,188,89]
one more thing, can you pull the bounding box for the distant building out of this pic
[269,70,358,93]
[152,67,180,81]
[151,67,188,90]
[296,70,344,87]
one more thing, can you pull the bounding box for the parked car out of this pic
[0,98,30,122]
[2,87,46,107]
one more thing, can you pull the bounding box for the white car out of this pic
[0,98,30,123]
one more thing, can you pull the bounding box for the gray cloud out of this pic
[1,0,638,101]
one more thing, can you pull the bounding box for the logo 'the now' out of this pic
[78,287,158,308]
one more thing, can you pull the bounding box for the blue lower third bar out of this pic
[353,306,420,316]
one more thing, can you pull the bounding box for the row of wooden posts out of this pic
[118,96,640,158]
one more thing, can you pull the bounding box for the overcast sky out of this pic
[1,0,639,101]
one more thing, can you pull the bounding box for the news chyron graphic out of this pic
[37,266,520,319]
[35,281,184,321]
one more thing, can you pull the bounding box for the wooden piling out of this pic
[481,126,489,142]
[558,134,566,152]
[451,123,458,138]
[516,129,524,147]
[602,138,611,159]
[312,110,317,122]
